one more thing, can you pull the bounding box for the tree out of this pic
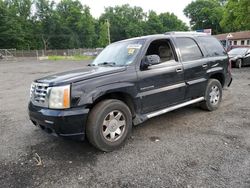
[80,6,96,48]
[159,12,188,32]
[99,4,146,42]
[35,0,57,51]
[0,1,195,50]
[0,0,33,49]
[144,11,163,34]
[56,0,96,48]
[97,22,109,47]
[11,0,34,49]
[221,0,250,32]
[56,0,82,48]
[184,0,224,34]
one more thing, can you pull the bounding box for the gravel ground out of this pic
[0,59,249,188]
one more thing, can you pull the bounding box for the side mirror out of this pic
[144,55,161,66]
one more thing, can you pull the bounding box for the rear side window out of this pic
[199,36,226,57]
[175,37,203,61]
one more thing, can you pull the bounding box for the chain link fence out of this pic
[14,48,103,58]
[0,49,17,60]
[0,48,103,61]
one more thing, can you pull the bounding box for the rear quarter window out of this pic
[198,36,226,57]
[175,37,203,62]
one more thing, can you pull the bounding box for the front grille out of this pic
[30,82,49,107]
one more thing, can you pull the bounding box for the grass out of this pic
[48,55,94,61]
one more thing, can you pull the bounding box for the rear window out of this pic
[198,36,226,57]
[175,37,203,61]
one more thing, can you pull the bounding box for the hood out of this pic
[229,54,243,59]
[35,66,126,86]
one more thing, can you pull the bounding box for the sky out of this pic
[67,0,193,25]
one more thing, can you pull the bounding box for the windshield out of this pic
[228,48,248,55]
[92,39,145,66]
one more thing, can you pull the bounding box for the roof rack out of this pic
[164,31,208,36]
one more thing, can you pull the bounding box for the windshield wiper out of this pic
[97,62,116,66]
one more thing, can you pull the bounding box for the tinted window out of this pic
[175,37,203,61]
[199,36,226,57]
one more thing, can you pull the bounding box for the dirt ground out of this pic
[0,58,249,188]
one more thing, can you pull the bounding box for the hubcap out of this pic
[102,110,126,142]
[209,85,220,105]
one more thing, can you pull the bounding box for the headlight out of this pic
[49,85,70,109]
[30,82,35,98]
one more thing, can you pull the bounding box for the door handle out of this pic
[202,64,208,68]
[176,68,183,73]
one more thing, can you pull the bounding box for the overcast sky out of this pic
[74,0,192,25]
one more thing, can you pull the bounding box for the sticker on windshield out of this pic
[127,44,142,49]
[128,48,136,55]
[127,44,142,55]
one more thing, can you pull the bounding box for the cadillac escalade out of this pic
[29,32,232,151]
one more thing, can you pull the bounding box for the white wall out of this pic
[229,39,250,46]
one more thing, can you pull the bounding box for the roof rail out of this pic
[164,31,208,36]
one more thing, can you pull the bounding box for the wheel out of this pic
[86,99,132,152]
[200,79,222,111]
[235,59,242,68]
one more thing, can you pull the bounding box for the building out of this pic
[214,31,250,50]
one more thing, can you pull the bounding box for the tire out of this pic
[86,99,132,152]
[200,79,222,111]
[235,59,242,69]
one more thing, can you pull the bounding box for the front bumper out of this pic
[28,102,89,140]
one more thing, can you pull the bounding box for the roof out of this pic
[164,31,208,36]
[214,31,250,40]
[116,31,211,43]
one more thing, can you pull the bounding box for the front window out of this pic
[92,39,145,67]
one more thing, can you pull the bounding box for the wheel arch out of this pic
[209,72,225,87]
[88,92,137,118]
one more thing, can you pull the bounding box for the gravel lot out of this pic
[0,58,249,188]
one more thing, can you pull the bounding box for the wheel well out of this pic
[210,73,225,87]
[89,92,136,117]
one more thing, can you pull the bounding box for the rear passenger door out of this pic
[174,37,208,99]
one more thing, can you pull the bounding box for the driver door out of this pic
[137,39,185,114]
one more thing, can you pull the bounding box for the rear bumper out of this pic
[28,102,89,140]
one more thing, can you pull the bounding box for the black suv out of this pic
[29,32,232,151]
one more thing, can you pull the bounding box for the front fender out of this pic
[73,82,138,107]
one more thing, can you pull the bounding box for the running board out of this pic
[146,97,205,119]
